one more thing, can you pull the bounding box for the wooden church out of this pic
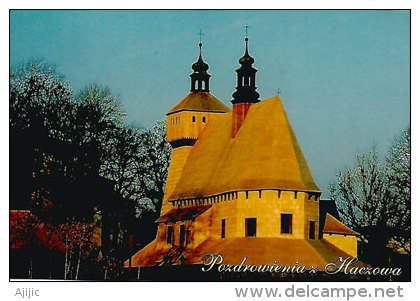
[126,37,359,272]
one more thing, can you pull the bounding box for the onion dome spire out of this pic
[190,42,211,92]
[239,37,255,66]
[231,36,260,104]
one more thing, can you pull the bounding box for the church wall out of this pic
[167,190,321,243]
[323,233,358,257]
[232,190,304,238]
[197,194,240,244]
[303,194,320,240]
[155,189,321,255]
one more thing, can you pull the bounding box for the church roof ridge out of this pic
[166,92,231,115]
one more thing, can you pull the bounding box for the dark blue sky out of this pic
[10,10,410,197]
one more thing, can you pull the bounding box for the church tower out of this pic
[163,42,230,214]
[231,36,260,137]
[190,42,210,92]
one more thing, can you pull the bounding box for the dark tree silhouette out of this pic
[330,129,411,264]
[385,128,410,254]
[10,60,172,279]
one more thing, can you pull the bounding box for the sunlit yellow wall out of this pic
[304,194,320,240]
[166,111,213,142]
[155,190,320,252]
[323,233,358,257]
[207,191,320,240]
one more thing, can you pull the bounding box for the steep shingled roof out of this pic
[168,95,320,200]
[155,205,212,223]
[166,92,230,115]
[125,237,362,269]
[323,214,359,236]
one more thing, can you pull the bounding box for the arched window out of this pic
[192,116,196,122]
[202,116,206,123]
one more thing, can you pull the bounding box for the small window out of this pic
[167,225,173,244]
[245,218,257,237]
[192,116,196,122]
[202,116,206,123]
[281,214,293,234]
[221,219,226,239]
[186,230,192,245]
[309,221,316,240]
[179,224,185,245]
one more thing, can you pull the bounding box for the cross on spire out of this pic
[276,88,282,95]
[198,29,205,43]
[244,24,251,38]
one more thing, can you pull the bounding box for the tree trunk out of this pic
[75,249,81,280]
[28,256,33,279]
[66,252,73,279]
[69,252,73,279]
[64,248,68,280]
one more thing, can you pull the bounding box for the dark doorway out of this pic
[309,221,316,240]
[281,214,293,234]
[221,219,226,238]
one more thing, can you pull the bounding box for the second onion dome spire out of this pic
[231,37,260,104]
